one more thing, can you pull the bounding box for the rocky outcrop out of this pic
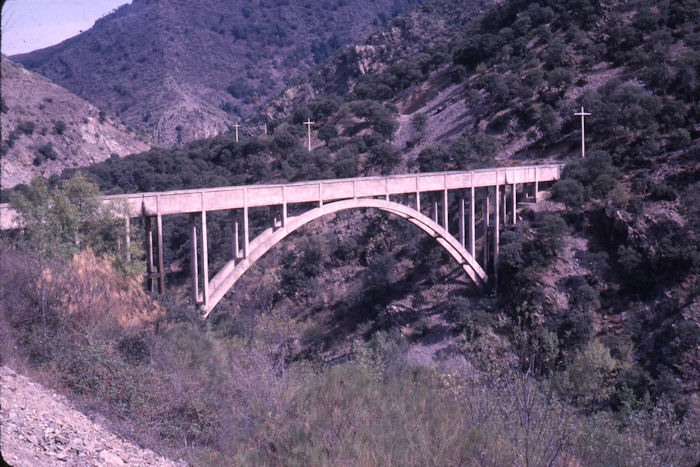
[0,366,181,466]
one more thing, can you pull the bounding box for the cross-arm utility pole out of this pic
[304,119,314,151]
[574,107,591,158]
[233,123,241,143]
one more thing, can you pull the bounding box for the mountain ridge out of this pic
[12,0,422,146]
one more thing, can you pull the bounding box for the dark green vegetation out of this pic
[2,0,699,464]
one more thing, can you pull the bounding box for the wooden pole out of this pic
[574,107,591,159]
[304,119,314,151]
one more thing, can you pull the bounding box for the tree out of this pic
[560,341,617,406]
[318,124,338,144]
[552,179,585,210]
[369,143,400,175]
[10,174,128,261]
[535,215,568,258]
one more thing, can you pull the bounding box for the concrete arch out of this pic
[201,198,487,317]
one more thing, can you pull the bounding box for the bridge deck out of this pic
[0,164,562,229]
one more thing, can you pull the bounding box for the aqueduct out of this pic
[0,164,563,318]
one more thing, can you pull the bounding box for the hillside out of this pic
[0,366,180,466]
[0,57,149,190]
[12,0,420,146]
[262,0,490,120]
[1,0,698,464]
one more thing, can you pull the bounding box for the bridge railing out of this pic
[0,163,563,229]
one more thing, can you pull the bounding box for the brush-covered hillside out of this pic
[11,0,420,146]
[0,57,150,190]
[1,0,698,465]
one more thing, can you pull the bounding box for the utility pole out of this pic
[233,123,241,143]
[304,119,314,151]
[574,107,591,158]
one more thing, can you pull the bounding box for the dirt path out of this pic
[0,366,182,466]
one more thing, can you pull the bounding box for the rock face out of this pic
[0,366,181,466]
[12,0,421,146]
[0,57,150,190]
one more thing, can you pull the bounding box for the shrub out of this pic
[650,183,676,201]
[17,120,35,135]
[535,215,568,258]
[552,179,585,209]
[317,124,337,143]
[54,120,67,135]
[352,330,408,381]
[411,112,428,132]
[559,341,618,405]
[33,143,59,166]
[368,143,400,175]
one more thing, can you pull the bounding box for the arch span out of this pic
[201,198,487,317]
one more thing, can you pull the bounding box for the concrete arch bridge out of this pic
[0,164,562,318]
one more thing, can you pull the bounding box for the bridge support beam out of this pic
[483,192,489,271]
[243,206,249,258]
[442,189,448,229]
[494,184,500,288]
[125,217,131,262]
[502,185,507,225]
[282,198,287,228]
[157,214,165,293]
[469,187,475,257]
[458,195,465,248]
[512,183,517,225]
[233,212,240,261]
[144,216,154,292]
[190,214,199,304]
[142,215,164,294]
[201,211,209,307]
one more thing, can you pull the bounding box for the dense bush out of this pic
[54,120,67,135]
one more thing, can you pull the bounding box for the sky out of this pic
[1,0,131,56]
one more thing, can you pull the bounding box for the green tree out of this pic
[318,124,338,144]
[535,214,568,258]
[560,341,618,406]
[10,174,129,261]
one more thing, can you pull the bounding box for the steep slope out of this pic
[0,57,150,191]
[0,366,181,466]
[12,0,420,146]
[262,0,490,121]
